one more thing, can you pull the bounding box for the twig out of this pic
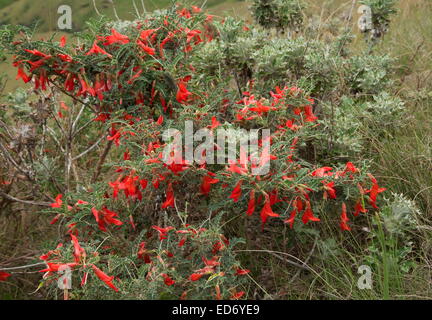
[0,140,34,181]
[71,104,86,135]
[140,0,147,15]
[91,138,113,183]
[235,249,312,271]
[92,0,102,16]
[0,262,46,271]
[289,236,318,284]
[72,134,107,161]
[111,0,121,21]
[132,0,141,18]
[49,80,96,113]
[0,190,51,207]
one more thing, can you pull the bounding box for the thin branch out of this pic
[72,133,106,161]
[73,118,96,139]
[289,236,318,284]
[0,140,33,181]
[111,0,121,21]
[0,262,46,271]
[71,104,86,135]
[91,138,113,183]
[132,0,141,18]
[140,0,147,15]
[235,249,312,271]
[0,190,51,207]
[92,0,102,16]
[49,80,96,113]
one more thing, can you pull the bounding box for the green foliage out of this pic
[251,0,306,33]
[360,0,398,42]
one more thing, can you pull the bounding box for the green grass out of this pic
[0,0,14,10]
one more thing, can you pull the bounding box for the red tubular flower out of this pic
[248,101,276,114]
[296,197,304,211]
[127,68,143,84]
[137,242,151,263]
[16,67,31,83]
[230,291,245,300]
[162,182,175,209]
[102,208,123,226]
[81,272,88,287]
[60,36,66,47]
[311,167,333,177]
[189,273,203,281]
[229,180,242,203]
[345,162,359,174]
[50,214,61,225]
[39,243,63,261]
[91,265,119,292]
[86,41,113,58]
[212,241,223,254]
[104,29,129,45]
[304,105,318,122]
[0,272,11,282]
[260,194,279,229]
[92,207,123,232]
[322,181,337,199]
[123,151,131,161]
[70,234,86,263]
[246,190,256,216]
[209,116,221,130]
[354,200,367,216]
[161,273,175,286]
[365,174,386,209]
[156,115,164,125]
[235,268,250,276]
[200,174,219,195]
[226,161,248,175]
[58,53,73,62]
[108,179,121,199]
[340,203,351,231]
[140,29,157,42]
[176,82,192,104]
[203,256,220,267]
[215,284,221,300]
[152,226,174,240]
[192,5,202,13]
[140,179,148,189]
[136,40,156,55]
[24,49,50,58]
[39,262,78,275]
[178,8,192,18]
[284,209,297,229]
[50,194,63,208]
[119,174,140,198]
[178,238,186,247]
[301,201,320,224]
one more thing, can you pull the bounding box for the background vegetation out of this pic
[0,0,431,300]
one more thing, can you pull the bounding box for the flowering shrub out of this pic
[0,4,392,299]
[39,216,250,300]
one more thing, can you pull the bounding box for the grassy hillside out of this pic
[0,0,246,32]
